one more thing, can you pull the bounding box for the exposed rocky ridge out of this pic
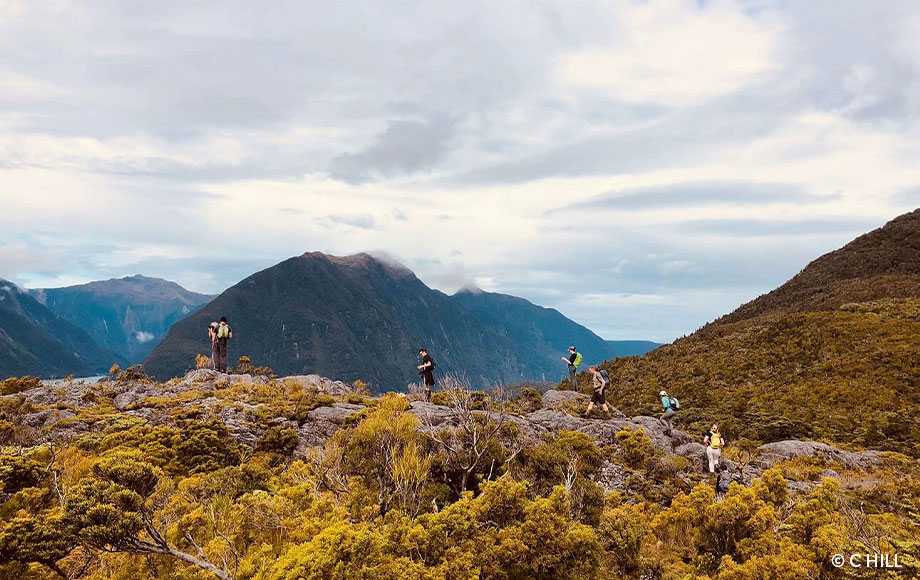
[3,372,887,491]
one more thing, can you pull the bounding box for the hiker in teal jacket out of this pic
[659,390,676,435]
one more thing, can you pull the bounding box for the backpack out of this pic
[716,471,732,493]
[572,352,583,368]
[599,369,610,387]
[217,324,230,339]
[669,396,680,410]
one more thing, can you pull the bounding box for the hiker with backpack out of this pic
[214,316,233,373]
[417,348,436,401]
[561,346,582,390]
[586,366,613,417]
[714,462,733,499]
[659,390,678,435]
[703,424,725,473]
[208,321,219,370]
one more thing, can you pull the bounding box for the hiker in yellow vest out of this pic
[561,346,582,390]
[214,316,233,373]
[703,424,725,473]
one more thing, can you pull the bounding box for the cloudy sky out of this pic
[1,0,918,342]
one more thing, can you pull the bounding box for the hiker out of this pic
[561,346,582,390]
[703,424,725,473]
[214,316,233,373]
[586,366,612,417]
[659,390,677,435]
[417,348,436,401]
[208,321,219,370]
[714,462,733,499]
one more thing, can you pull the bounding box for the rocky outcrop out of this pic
[282,375,353,396]
[3,372,888,485]
[755,440,882,470]
[541,389,587,408]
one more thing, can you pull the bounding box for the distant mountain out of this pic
[450,286,618,369]
[0,280,125,379]
[598,208,920,454]
[142,253,631,388]
[30,275,214,363]
[604,340,662,357]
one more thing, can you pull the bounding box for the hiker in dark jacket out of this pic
[214,316,233,373]
[586,366,613,417]
[417,348,435,401]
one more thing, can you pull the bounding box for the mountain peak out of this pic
[298,251,414,278]
[455,283,484,295]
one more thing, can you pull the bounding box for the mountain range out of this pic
[597,208,920,455]
[29,275,214,364]
[0,280,124,378]
[142,252,652,388]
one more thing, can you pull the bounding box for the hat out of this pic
[568,345,576,351]
[659,390,667,396]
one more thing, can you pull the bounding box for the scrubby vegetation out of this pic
[1,377,917,580]
[596,301,920,456]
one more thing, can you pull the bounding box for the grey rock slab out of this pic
[306,403,366,424]
[282,375,353,396]
[541,389,588,408]
[756,440,882,469]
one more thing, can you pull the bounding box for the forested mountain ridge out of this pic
[143,252,630,388]
[30,275,214,363]
[596,209,920,456]
[0,280,124,378]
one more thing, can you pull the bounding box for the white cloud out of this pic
[135,331,156,343]
[0,0,917,342]
[557,0,777,105]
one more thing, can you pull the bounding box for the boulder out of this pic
[541,390,587,408]
[756,440,882,470]
[307,403,366,424]
[283,375,353,396]
[409,401,456,426]
[21,408,77,429]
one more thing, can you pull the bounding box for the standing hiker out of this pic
[659,390,678,436]
[417,348,436,401]
[214,316,233,373]
[704,424,725,473]
[208,321,219,370]
[561,346,582,390]
[586,366,613,417]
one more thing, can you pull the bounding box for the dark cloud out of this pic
[328,116,455,184]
